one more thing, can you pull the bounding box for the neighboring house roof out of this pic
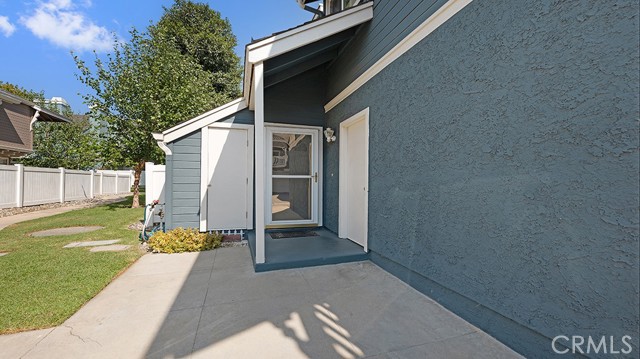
[154,1,373,145]
[0,89,72,159]
[0,89,72,124]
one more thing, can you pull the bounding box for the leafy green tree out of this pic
[151,0,242,99]
[0,81,99,170]
[21,117,100,170]
[75,0,242,208]
[0,81,44,103]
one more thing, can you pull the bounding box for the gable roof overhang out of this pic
[0,89,72,124]
[243,2,373,110]
[155,1,373,145]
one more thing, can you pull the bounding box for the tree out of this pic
[20,116,100,170]
[0,81,44,103]
[0,81,99,170]
[151,0,242,99]
[75,1,242,208]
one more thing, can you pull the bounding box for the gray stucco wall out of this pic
[165,131,201,230]
[325,0,639,357]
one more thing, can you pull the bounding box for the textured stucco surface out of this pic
[325,0,639,356]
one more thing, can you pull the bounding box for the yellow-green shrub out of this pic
[148,227,222,253]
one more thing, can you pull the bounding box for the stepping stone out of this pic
[64,239,120,248]
[89,245,131,252]
[31,226,104,237]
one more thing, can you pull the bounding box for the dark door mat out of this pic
[269,231,319,239]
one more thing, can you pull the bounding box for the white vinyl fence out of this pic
[144,162,165,223]
[145,162,165,206]
[0,164,134,209]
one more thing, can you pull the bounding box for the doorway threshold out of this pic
[247,227,369,272]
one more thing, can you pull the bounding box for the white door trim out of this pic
[265,124,322,227]
[200,123,254,232]
[339,108,369,252]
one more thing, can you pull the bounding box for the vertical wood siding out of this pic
[0,103,34,153]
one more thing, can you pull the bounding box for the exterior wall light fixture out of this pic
[324,127,336,143]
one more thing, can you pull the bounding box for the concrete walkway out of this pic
[0,247,523,359]
[0,194,130,231]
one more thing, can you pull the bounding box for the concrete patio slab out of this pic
[0,246,523,359]
[89,244,130,252]
[63,239,119,248]
[32,226,104,237]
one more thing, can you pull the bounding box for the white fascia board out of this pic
[152,133,172,155]
[162,98,248,143]
[247,2,373,64]
[325,0,474,112]
[243,47,253,107]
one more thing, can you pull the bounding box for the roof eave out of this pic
[0,90,72,123]
[245,2,373,109]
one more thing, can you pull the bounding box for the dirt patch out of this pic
[128,221,144,231]
[31,226,105,237]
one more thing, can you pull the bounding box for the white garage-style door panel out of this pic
[201,125,254,231]
[339,108,369,252]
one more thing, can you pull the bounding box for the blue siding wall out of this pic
[325,0,639,357]
[219,108,254,125]
[327,0,447,99]
[265,65,326,126]
[166,131,201,229]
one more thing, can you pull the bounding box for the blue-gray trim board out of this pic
[247,228,369,272]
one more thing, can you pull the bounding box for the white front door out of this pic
[206,127,249,230]
[266,126,320,227]
[339,109,369,250]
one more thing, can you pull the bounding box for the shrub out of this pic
[148,227,222,253]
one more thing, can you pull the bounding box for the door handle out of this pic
[313,172,318,183]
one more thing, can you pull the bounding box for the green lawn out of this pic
[0,196,145,334]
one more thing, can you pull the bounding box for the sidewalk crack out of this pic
[63,324,103,347]
[18,328,55,359]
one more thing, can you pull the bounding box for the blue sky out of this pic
[0,0,312,112]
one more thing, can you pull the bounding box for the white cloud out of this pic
[20,0,114,52]
[0,15,16,37]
